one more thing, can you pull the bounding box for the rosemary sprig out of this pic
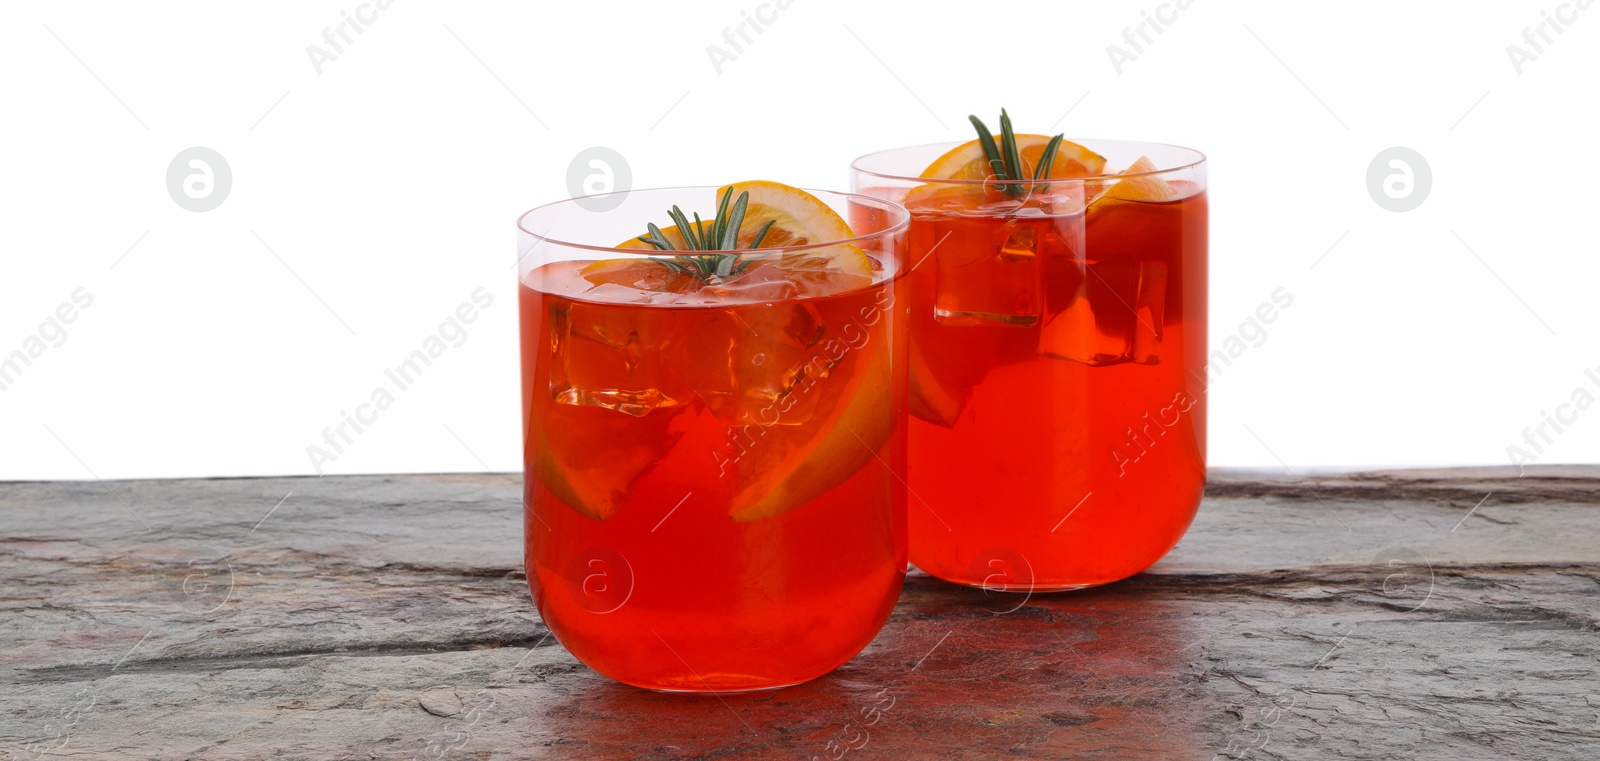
[967,109,1066,199]
[635,187,776,280]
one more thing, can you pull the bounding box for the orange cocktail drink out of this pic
[517,183,910,691]
[853,114,1208,591]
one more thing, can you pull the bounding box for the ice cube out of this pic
[924,185,1089,328]
[582,282,658,304]
[999,223,1037,261]
[549,299,691,416]
[681,298,829,426]
[547,253,870,424]
[1038,259,1166,366]
[732,300,825,425]
[975,198,1025,216]
[702,264,802,303]
[933,218,1044,327]
[1034,185,1089,216]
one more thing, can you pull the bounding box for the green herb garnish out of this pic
[635,187,776,281]
[967,109,1065,200]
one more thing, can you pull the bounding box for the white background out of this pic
[2,0,1596,481]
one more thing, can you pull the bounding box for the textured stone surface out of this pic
[2,468,1597,759]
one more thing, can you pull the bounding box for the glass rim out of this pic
[517,186,910,256]
[850,138,1207,186]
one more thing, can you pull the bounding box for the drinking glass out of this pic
[851,141,1207,591]
[517,187,910,690]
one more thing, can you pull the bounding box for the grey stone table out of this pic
[2,467,1597,760]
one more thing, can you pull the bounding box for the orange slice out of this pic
[531,405,682,521]
[717,180,860,251]
[908,339,964,428]
[911,136,1107,211]
[615,182,861,256]
[921,134,1107,181]
[709,183,891,520]
[1093,156,1179,203]
[597,180,871,290]
[726,322,895,521]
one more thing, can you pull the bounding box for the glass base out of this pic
[945,579,1104,594]
[913,563,1120,594]
[643,679,805,695]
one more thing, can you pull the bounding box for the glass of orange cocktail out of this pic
[852,112,1207,592]
[517,181,910,691]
